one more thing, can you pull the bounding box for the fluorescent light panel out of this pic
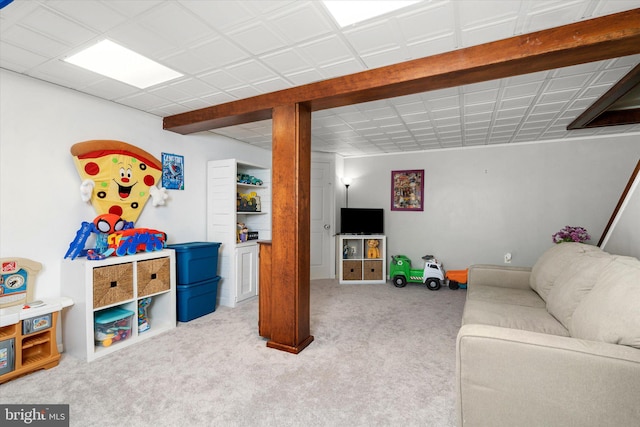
[64,40,182,89]
[323,0,421,27]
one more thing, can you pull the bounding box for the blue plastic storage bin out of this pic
[167,242,221,285]
[176,276,220,322]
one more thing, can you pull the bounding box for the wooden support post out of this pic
[267,103,314,354]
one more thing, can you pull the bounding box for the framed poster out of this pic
[161,152,184,190]
[391,169,424,211]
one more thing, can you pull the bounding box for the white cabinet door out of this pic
[235,244,257,303]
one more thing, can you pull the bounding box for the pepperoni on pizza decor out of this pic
[71,140,163,224]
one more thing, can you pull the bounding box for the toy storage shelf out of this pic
[61,249,176,362]
[207,159,271,308]
[339,235,386,284]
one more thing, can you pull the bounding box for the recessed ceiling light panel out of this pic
[64,40,183,89]
[323,0,421,27]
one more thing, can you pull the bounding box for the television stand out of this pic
[339,235,386,284]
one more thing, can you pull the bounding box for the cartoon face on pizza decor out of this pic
[71,140,163,223]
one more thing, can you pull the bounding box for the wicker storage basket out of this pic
[93,263,134,308]
[363,260,383,280]
[343,260,362,280]
[137,257,171,297]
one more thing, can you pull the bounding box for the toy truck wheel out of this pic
[393,275,407,288]
[426,278,441,290]
[449,280,459,290]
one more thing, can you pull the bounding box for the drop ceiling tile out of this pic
[199,69,244,91]
[260,48,312,75]
[402,112,431,124]
[178,0,253,31]
[138,2,212,46]
[226,59,278,84]
[545,73,592,91]
[102,0,163,18]
[464,111,493,123]
[319,58,364,79]
[523,1,586,33]
[253,77,291,93]
[406,33,457,59]
[537,88,580,104]
[300,35,353,65]
[396,1,455,42]
[116,91,171,111]
[457,0,522,27]
[1,25,69,58]
[431,107,461,120]
[336,111,371,124]
[593,68,633,85]
[530,101,567,115]
[228,22,287,56]
[285,68,325,85]
[149,84,192,103]
[579,85,610,98]
[47,0,128,33]
[461,17,518,47]
[201,91,238,106]
[343,20,398,56]
[464,88,499,105]
[552,61,604,77]
[361,47,407,69]
[179,98,215,110]
[20,6,97,45]
[81,79,138,100]
[500,96,535,109]
[162,50,212,75]
[109,22,180,57]
[30,59,102,88]
[190,37,250,69]
[268,2,333,45]
[227,85,262,99]
[0,41,48,71]
[427,95,460,110]
[502,81,544,99]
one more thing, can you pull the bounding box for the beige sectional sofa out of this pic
[456,242,640,427]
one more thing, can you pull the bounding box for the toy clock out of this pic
[0,258,42,308]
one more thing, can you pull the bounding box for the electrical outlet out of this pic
[504,253,512,263]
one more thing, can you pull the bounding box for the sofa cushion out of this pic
[530,242,602,302]
[570,256,640,348]
[546,251,614,328]
[467,284,545,308]
[462,299,570,336]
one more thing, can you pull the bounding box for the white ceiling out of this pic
[2,0,640,157]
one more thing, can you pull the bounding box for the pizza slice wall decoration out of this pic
[71,140,164,224]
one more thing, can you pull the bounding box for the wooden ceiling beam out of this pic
[163,9,640,135]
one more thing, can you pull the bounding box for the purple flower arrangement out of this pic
[552,226,591,244]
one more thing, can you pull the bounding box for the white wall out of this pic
[0,70,270,299]
[343,135,640,270]
[601,161,640,258]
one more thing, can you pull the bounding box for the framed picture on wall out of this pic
[391,169,424,211]
[161,152,184,190]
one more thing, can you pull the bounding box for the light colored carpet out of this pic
[1,279,466,427]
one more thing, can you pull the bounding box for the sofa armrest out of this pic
[456,324,640,427]
[467,264,531,290]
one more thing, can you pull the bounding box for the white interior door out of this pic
[310,160,334,279]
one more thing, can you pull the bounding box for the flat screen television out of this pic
[340,208,384,235]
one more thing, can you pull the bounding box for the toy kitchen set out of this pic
[0,257,73,384]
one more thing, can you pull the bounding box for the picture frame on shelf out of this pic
[391,169,424,211]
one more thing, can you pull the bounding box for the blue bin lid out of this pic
[95,307,134,324]
[167,242,221,251]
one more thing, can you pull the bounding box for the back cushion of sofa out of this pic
[546,251,613,328]
[570,256,640,349]
[530,242,602,302]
